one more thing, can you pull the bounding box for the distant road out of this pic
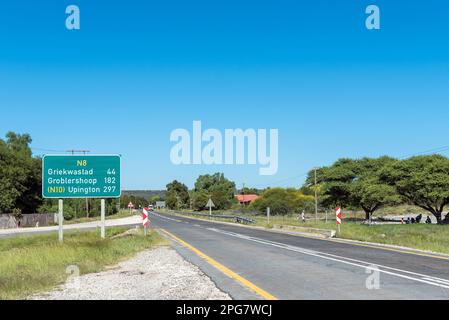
[151,211,449,300]
[0,216,141,238]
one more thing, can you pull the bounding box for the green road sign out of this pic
[42,155,121,199]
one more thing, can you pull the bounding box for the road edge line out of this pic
[158,228,278,301]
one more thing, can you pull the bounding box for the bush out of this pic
[250,188,314,216]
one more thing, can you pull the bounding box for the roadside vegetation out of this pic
[3,131,448,225]
[0,228,166,300]
[163,155,449,226]
[64,209,137,225]
[305,156,449,224]
[250,215,449,254]
[0,131,157,219]
[160,153,449,254]
[2,131,449,253]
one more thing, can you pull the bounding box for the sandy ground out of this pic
[32,246,231,300]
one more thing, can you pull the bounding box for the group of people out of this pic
[401,214,432,225]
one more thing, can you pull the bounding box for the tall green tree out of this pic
[380,155,449,224]
[0,132,42,213]
[166,180,190,209]
[192,173,236,210]
[191,191,209,211]
[310,157,401,220]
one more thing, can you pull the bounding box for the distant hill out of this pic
[122,190,166,200]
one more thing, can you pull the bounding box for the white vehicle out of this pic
[148,205,154,212]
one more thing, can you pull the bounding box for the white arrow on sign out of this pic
[206,198,215,208]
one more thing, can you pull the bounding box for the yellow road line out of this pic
[159,228,278,301]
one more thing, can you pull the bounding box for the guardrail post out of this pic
[267,207,270,225]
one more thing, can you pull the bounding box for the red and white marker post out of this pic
[336,207,342,234]
[127,202,134,215]
[142,207,150,236]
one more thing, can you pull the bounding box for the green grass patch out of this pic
[252,215,449,255]
[64,210,136,225]
[0,227,166,300]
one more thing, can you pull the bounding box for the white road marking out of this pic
[151,213,182,223]
[207,228,449,290]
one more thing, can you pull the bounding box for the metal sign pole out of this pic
[314,168,318,222]
[58,199,64,243]
[209,197,212,218]
[207,198,215,219]
[101,199,106,239]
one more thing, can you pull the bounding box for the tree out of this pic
[250,188,314,216]
[381,155,449,224]
[351,177,400,221]
[120,194,148,209]
[307,159,358,210]
[149,195,163,205]
[350,157,401,220]
[310,157,401,220]
[39,198,118,220]
[239,187,261,195]
[193,173,236,210]
[191,191,209,211]
[166,180,190,210]
[0,132,42,213]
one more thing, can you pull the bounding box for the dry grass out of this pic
[0,227,165,300]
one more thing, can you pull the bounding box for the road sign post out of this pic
[58,199,63,243]
[101,199,106,239]
[42,155,121,242]
[206,198,215,218]
[314,168,318,222]
[128,202,134,215]
[142,208,150,236]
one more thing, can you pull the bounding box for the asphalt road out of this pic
[150,211,449,300]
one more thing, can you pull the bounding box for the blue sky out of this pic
[1,1,448,190]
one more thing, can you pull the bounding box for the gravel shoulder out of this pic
[32,246,231,300]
